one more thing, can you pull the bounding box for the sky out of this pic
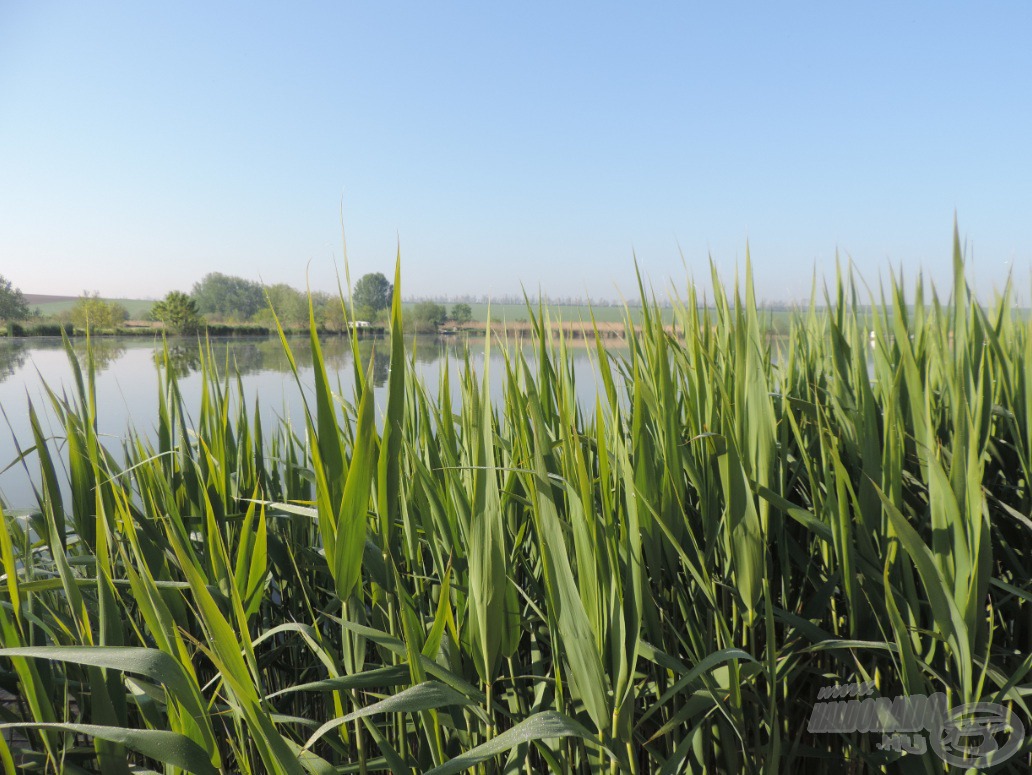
[1,2,1030,303]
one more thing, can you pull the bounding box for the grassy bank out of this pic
[2,234,1031,772]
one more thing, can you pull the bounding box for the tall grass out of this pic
[2,230,1031,772]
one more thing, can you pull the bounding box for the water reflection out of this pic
[148,336,470,388]
[158,345,202,380]
[0,338,127,381]
[0,335,417,385]
[73,340,126,373]
[1,334,603,388]
[0,341,28,382]
[370,349,390,386]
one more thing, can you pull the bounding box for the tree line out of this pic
[1,271,474,335]
[176,271,471,333]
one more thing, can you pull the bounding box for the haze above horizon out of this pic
[2,2,1030,304]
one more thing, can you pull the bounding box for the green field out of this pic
[389,300,794,334]
[429,302,642,324]
[403,301,805,333]
[3,244,1029,772]
[27,295,155,319]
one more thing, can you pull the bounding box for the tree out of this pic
[0,275,30,323]
[450,303,473,324]
[313,292,349,332]
[411,301,447,333]
[70,292,129,332]
[253,283,307,328]
[151,291,202,333]
[352,273,392,321]
[191,272,264,321]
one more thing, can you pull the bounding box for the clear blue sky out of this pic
[2,2,1030,303]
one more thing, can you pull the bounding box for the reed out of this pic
[2,228,1030,772]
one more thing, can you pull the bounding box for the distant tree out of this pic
[411,301,447,333]
[151,291,202,333]
[315,292,349,332]
[70,292,129,332]
[254,283,308,328]
[110,302,130,324]
[191,272,264,320]
[352,273,392,321]
[307,291,333,326]
[450,303,473,324]
[0,275,31,323]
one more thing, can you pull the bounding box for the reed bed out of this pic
[2,231,1031,773]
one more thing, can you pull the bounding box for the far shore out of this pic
[1,318,652,340]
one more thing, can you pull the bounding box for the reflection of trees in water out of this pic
[2,334,465,385]
[1,338,127,384]
[351,339,454,386]
[155,345,201,380]
[216,337,359,375]
[148,337,370,379]
[5,333,604,393]
[216,343,265,375]
[370,350,390,387]
[410,339,451,365]
[70,340,126,373]
[245,337,357,375]
[0,342,28,383]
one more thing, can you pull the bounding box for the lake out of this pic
[0,335,618,509]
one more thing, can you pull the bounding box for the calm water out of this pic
[0,335,618,509]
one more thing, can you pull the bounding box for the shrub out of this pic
[450,302,473,324]
[2,321,71,337]
[70,292,130,332]
[411,301,447,333]
[151,291,203,333]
